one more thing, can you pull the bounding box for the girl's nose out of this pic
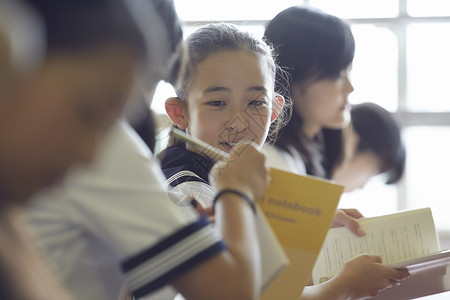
[225,114,249,134]
[345,75,354,95]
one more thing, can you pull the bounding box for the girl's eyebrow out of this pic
[203,86,268,94]
[247,86,268,94]
[203,86,230,94]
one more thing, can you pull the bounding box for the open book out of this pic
[258,168,344,300]
[312,207,450,284]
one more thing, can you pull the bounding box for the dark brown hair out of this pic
[350,102,406,184]
[264,6,355,177]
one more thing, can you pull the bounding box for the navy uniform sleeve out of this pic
[121,216,225,297]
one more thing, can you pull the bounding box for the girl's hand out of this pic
[209,141,270,202]
[329,254,410,299]
[331,208,366,236]
[190,199,215,223]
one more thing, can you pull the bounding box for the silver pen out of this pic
[170,127,229,161]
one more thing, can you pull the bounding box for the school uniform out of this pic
[262,143,307,175]
[160,144,215,207]
[26,121,226,300]
[161,145,234,300]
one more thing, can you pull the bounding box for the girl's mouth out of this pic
[222,141,238,147]
[220,141,239,151]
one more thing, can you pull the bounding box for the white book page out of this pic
[312,208,440,284]
[255,206,289,290]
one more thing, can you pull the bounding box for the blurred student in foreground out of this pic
[0,0,147,298]
[27,1,271,300]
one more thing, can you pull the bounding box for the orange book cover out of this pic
[258,168,344,300]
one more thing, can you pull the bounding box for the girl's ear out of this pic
[271,94,284,122]
[165,97,188,129]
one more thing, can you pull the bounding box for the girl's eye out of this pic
[329,70,347,80]
[207,100,226,107]
[249,100,267,106]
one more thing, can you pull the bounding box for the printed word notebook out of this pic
[258,168,344,300]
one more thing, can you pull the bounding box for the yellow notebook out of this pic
[258,168,344,300]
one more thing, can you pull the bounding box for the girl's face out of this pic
[333,151,381,193]
[292,67,354,138]
[0,46,139,202]
[332,126,381,192]
[170,50,280,153]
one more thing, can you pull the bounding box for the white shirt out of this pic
[26,121,225,300]
[262,143,307,175]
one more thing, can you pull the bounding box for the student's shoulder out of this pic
[62,120,158,186]
[160,145,214,185]
[262,143,291,168]
[102,120,151,157]
[262,143,307,175]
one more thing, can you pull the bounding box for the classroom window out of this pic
[407,23,450,112]
[349,25,398,111]
[173,0,302,21]
[408,0,450,17]
[403,127,450,231]
[309,0,398,18]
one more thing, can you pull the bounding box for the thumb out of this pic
[345,216,365,236]
[390,268,410,281]
[333,210,366,236]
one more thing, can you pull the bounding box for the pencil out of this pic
[170,128,229,162]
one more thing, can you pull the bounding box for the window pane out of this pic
[173,0,302,21]
[408,0,450,17]
[310,0,398,19]
[407,24,450,112]
[349,25,398,111]
[338,177,398,217]
[403,127,450,232]
[182,24,266,40]
[151,81,176,115]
